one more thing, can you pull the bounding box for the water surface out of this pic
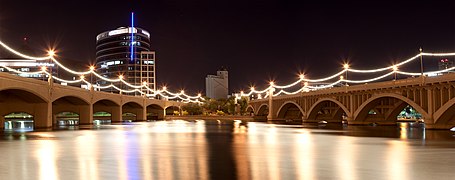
[1,120,455,180]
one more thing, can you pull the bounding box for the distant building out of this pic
[205,67,228,99]
[95,27,156,93]
[438,58,453,71]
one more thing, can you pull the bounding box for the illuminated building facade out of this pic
[95,26,156,92]
[206,67,229,99]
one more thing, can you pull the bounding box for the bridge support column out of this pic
[136,107,147,121]
[112,107,122,122]
[52,114,57,126]
[267,88,275,120]
[163,109,167,119]
[34,102,52,129]
[0,116,4,130]
[79,105,93,125]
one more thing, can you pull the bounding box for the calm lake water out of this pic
[1,120,455,180]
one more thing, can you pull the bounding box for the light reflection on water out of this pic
[1,121,455,180]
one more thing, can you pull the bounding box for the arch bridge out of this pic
[248,74,455,129]
[0,72,184,129]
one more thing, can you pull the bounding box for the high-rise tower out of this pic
[95,15,156,93]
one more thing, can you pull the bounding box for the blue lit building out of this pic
[95,27,156,92]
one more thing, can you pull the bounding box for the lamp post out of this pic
[89,66,95,86]
[392,65,398,81]
[343,63,349,86]
[419,47,424,85]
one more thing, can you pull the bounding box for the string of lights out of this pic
[238,52,455,99]
[0,40,203,102]
[2,39,455,101]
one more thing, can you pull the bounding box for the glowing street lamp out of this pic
[343,63,349,86]
[392,65,398,80]
[47,50,55,57]
[419,47,424,85]
[89,66,95,84]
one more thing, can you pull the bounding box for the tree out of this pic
[181,103,203,115]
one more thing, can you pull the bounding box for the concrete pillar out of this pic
[137,107,147,121]
[34,102,52,128]
[267,88,275,120]
[0,116,4,130]
[427,88,434,124]
[79,105,93,125]
[52,114,57,126]
[163,109,167,119]
[349,94,354,117]
[112,106,122,122]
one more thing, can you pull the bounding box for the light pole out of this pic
[343,63,349,86]
[419,47,424,85]
[393,65,398,81]
[89,66,95,86]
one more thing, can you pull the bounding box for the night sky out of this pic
[1,1,454,94]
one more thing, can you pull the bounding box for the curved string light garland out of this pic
[0,40,203,102]
[237,51,455,99]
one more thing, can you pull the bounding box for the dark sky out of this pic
[1,0,454,94]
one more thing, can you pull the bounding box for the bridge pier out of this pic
[112,107,122,122]
[134,107,147,121]
[34,102,52,129]
[79,105,93,125]
[0,116,4,130]
[267,88,275,120]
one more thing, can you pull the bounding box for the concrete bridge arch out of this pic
[276,101,305,120]
[52,95,91,124]
[0,88,51,128]
[353,93,430,124]
[246,105,254,114]
[306,97,350,122]
[256,103,268,116]
[433,98,455,125]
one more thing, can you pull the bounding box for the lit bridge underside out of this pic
[247,73,455,129]
[0,72,184,129]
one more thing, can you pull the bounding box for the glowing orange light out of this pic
[41,66,47,71]
[269,81,274,86]
[142,81,147,85]
[162,86,167,90]
[80,75,85,79]
[340,75,344,79]
[299,74,305,79]
[119,75,124,79]
[343,63,350,69]
[250,87,255,91]
[48,50,55,57]
[89,66,95,71]
[392,65,398,71]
